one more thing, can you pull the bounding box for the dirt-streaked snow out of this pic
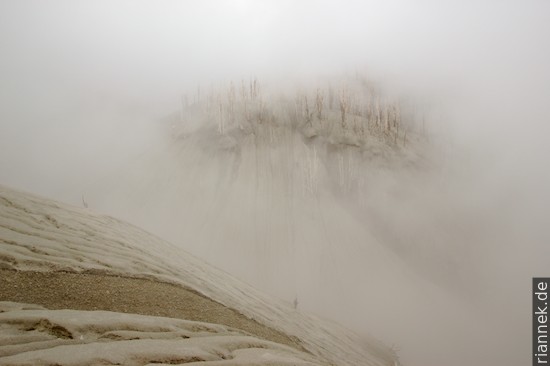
[0,301,320,366]
[0,185,396,366]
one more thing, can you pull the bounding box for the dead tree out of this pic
[315,89,324,120]
[339,89,349,129]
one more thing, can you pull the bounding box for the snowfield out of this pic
[0,185,396,366]
[0,301,320,366]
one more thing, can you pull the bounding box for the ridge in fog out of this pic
[1,1,550,366]
[82,74,531,366]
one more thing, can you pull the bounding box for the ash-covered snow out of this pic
[0,301,320,366]
[0,185,396,366]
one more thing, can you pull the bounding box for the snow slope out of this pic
[0,301,319,366]
[0,185,396,366]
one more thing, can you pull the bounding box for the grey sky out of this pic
[1,0,548,195]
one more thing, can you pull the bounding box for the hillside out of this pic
[0,185,396,366]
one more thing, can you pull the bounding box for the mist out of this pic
[1,1,549,366]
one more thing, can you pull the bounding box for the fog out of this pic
[1,1,549,366]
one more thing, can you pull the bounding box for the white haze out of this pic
[1,1,549,366]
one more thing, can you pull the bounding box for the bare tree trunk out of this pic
[315,89,324,120]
